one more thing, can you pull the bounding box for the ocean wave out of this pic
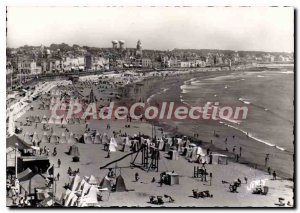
[239,98,251,105]
[221,122,286,152]
[280,71,294,74]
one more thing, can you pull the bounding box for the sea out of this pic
[180,68,294,153]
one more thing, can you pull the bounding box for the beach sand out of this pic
[10,69,294,207]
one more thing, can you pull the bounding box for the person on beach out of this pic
[268,167,271,175]
[57,159,61,168]
[273,171,277,180]
[135,172,140,182]
[57,173,60,181]
[239,147,242,157]
[265,154,270,166]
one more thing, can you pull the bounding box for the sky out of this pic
[6,6,294,52]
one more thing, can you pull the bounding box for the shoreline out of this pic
[123,68,294,180]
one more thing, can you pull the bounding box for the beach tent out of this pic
[32,132,40,143]
[168,150,179,160]
[60,189,71,204]
[84,134,93,144]
[79,185,98,205]
[158,138,164,150]
[48,117,55,124]
[41,115,48,124]
[50,133,59,143]
[99,176,112,191]
[93,132,101,144]
[59,132,67,144]
[23,132,32,144]
[35,116,41,123]
[68,145,80,156]
[41,132,49,143]
[88,175,99,185]
[115,175,127,192]
[61,118,68,125]
[123,137,131,152]
[70,174,81,191]
[209,153,228,165]
[67,133,78,144]
[81,182,92,197]
[54,116,62,125]
[64,191,78,207]
[77,178,87,192]
[109,137,118,152]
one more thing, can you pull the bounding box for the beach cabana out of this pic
[109,137,118,152]
[68,145,80,156]
[84,134,93,144]
[93,132,101,144]
[115,175,127,192]
[158,138,164,150]
[122,137,131,152]
[41,132,49,143]
[32,132,40,144]
[41,115,48,124]
[19,173,48,195]
[99,176,113,191]
[88,175,99,185]
[59,133,67,144]
[67,133,78,144]
[209,153,228,165]
[70,174,81,191]
[50,133,58,143]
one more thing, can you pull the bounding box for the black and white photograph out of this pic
[5,6,294,208]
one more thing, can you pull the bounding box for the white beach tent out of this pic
[67,132,78,144]
[41,115,48,124]
[32,132,40,143]
[88,175,99,185]
[84,134,93,144]
[59,132,67,144]
[109,137,118,152]
[93,132,101,144]
[79,185,98,205]
[70,174,81,191]
[158,138,164,150]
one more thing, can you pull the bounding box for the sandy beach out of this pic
[6,67,294,207]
